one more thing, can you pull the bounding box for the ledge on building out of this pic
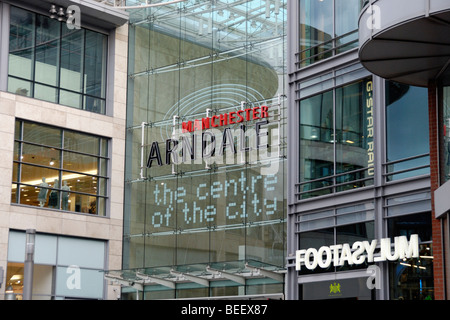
[12,0,129,29]
[358,0,450,87]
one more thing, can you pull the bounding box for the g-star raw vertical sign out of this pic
[366,81,374,176]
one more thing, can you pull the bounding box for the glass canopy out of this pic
[104,259,285,293]
[118,0,286,79]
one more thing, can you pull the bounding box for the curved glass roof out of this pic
[116,0,286,78]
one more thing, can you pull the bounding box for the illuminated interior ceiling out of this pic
[118,0,286,75]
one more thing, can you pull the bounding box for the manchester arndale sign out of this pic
[146,105,280,176]
[296,234,419,271]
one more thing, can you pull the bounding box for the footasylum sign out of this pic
[296,234,419,271]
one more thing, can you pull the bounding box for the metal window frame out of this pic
[12,119,110,216]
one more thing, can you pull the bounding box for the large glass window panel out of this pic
[9,6,34,80]
[55,266,104,299]
[84,30,107,98]
[22,122,61,148]
[60,28,83,93]
[389,243,434,300]
[34,83,58,103]
[8,77,32,97]
[65,193,99,214]
[59,90,82,109]
[299,228,334,250]
[61,172,98,195]
[300,91,334,143]
[299,0,333,66]
[84,96,105,114]
[64,131,100,155]
[20,164,59,187]
[62,151,98,174]
[299,0,360,67]
[335,79,372,190]
[299,90,334,197]
[58,237,105,268]
[298,228,334,275]
[335,0,361,53]
[387,212,432,242]
[336,221,374,244]
[387,212,433,300]
[35,15,60,86]
[386,81,429,181]
[22,143,61,168]
[299,77,373,198]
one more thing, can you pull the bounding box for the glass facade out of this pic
[8,6,107,114]
[294,73,434,299]
[289,0,436,300]
[12,120,109,216]
[386,192,434,300]
[385,81,429,181]
[122,0,287,299]
[298,0,361,67]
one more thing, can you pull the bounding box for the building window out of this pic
[385,192,434,300]
[12,120,109,216]
[385,81,429,181]
[6,231,106,300]
[298,76,374,199]
[297,202,375,275]
[8,6,107,114]
[298,0,361,68]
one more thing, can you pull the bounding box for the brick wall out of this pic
[428,82,445,300]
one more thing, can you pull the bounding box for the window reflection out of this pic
[386,81,429,181]
[12,120,108,216]
[8,6,107,114]
[299,77,374,199]
[387,212,434,300]
[299,0,361,67]
[389,244,434,300]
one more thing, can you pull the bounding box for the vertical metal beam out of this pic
[23,229,36,300]
[286,0,299,301]
[0,3,10,92]
[140,121,148,180]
